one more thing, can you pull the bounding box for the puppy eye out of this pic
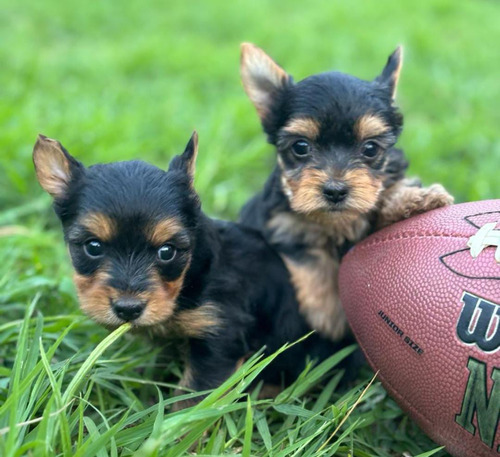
[84,240,104,258]
[158,244,176,263]
[361,141,380,158]
[291,140,310,157]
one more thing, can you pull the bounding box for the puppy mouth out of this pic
[75,271,180,329]
[323,199,348,212]
[81,299,174,329]
[105,311,166,330]
[319,195,376,217]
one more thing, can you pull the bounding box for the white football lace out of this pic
[467,222,500,263]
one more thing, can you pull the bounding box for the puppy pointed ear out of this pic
[33,134,84,199]
[168,131,198,180]
[375,46,403,100]
[240,43,292,123]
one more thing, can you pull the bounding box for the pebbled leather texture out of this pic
[339,200,500,457]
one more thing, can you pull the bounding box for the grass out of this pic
[0,0,498,455]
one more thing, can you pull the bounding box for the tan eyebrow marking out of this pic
[283,117,320,140]
[148,218,184,246]
[80,213,117,242]
[355,114,390,140]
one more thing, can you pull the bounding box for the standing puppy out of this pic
[239,44,453,340]
[33,132,339,405]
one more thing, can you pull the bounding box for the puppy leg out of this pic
[258,384,283,399]
[172,339,245,411]
[377,179,454,229]
[284,251,348,341]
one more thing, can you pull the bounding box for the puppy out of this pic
[33,132,340,406]
[239,43,453,341]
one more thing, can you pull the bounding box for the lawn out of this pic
[0,0,498,455]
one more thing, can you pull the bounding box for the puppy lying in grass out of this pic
[33,132,342,407]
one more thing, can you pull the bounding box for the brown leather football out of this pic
[339,200,500,457]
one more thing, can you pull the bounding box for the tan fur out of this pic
[138,269,189,326]
[275,165,386,339]
[270,175,452,340]
[284,252,347,340]
[80,212,117,242]
[389,46,403,99]
[185,130,198,179]
[258,384,283,399]
[74,270,122,327]
[268,210,370,250]
[235,356,247,371]
[283,166,383,219]
[178,364,193,391]
[285,168,330,214]
[377,179,454,229]
[33,135,73,199]
[157,304,221,338]
[172,364,198,411]
[354,114,390,140]
[343,168,384,214]
[74,265,190,328]
[240,42,289,118]
[148,218,184,246]
[268,210,371,339]
[309,211,372,244]
[283,117,320,140]
[277,156,293,201]
[268,211,370,338]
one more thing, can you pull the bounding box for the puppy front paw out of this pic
[417,184,454,213]
[378,181,454,228]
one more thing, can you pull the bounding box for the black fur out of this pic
[241,47,409,252]
[35,134,346,402]
[241,70,408,232]
[239,45,411,341]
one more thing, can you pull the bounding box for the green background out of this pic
[1,0,498,218]
[1,0,498,455]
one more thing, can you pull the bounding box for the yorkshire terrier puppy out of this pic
[239,43,453,341]
[33,132,340,406]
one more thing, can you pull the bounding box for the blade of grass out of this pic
[318,371,379,453]
[414,447,446,457]
[242,396,253,457]
[61,323,131,404]
[4,295,39,455]
[39,339,72,456]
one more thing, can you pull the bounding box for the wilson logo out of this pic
[456,292,500,353]
[455,357,500,452]
[455,292,500,451]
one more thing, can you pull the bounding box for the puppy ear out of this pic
[33,134,84,199]
[240,43,292,122]
[375,46,403,100]
[168,131,198,180]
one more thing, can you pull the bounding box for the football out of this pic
[339,200,500,457]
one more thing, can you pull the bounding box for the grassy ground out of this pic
[1,0,498,455]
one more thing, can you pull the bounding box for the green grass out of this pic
[0,0,498,455]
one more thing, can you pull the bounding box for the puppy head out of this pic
[241,43,407,217]
[33,132,201,328]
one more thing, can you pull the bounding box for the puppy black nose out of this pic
[112,298,145,321]
[323,182,349,204]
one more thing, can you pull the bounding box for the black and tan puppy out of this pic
[33,132,340,405]
[239,43,453,341]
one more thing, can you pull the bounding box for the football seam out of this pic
[351,333,494,456]
[350,232,468,251]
